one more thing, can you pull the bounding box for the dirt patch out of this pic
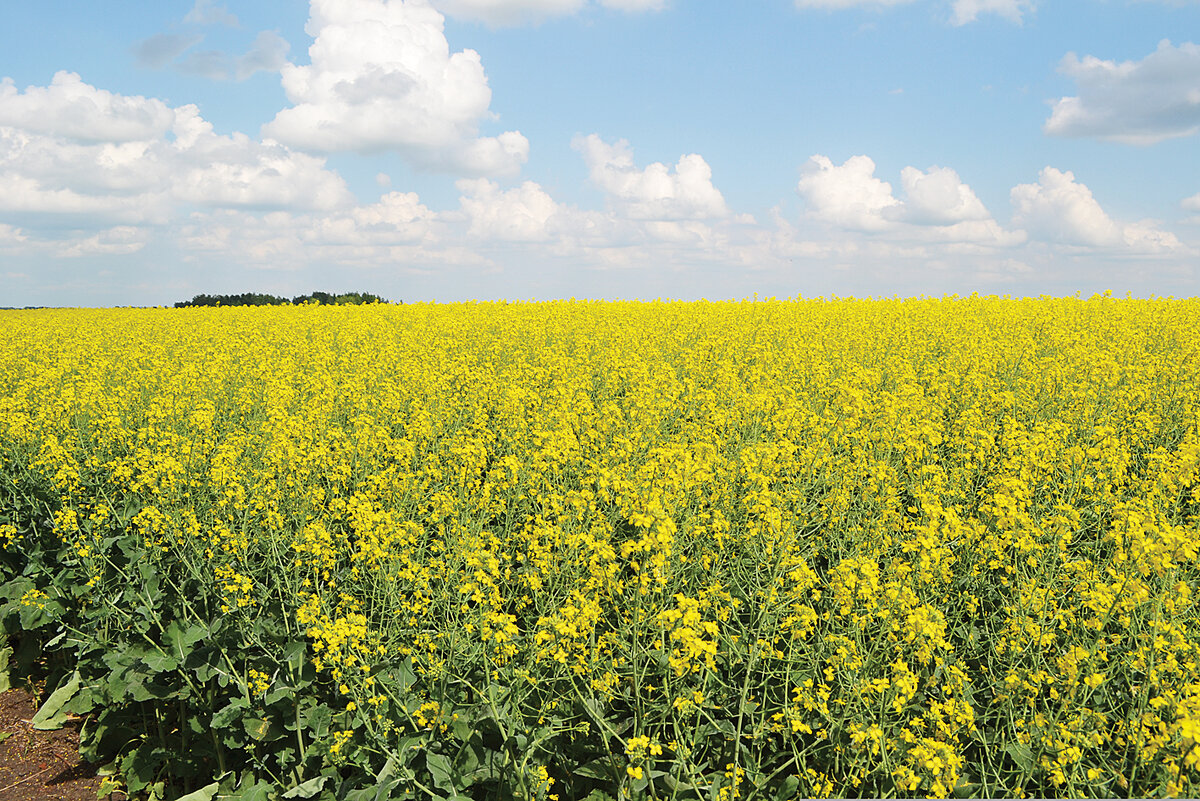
[0,687,125,801]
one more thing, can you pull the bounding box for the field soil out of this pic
[0,688,125,801]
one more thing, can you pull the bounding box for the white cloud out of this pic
[892,165,991,225]
[429,0,664,26]
[0,75,353,222]
[57,226,148,258]
[1010,167,1120,247]
[950,0,1032,25]
[573,134,729,221]
[798,155,899,231]
[262,0,528,175]
[302,191,440,246]
[456,178,561,240]
[1011,167,1183,252]
[171,119,354,210]
[431,0,585,26]
[0,72,175,143]
[798,156,1025,247]
[1045,40,1200,145]
[0,223,27,244]
[597,0,666,9]
[1184,192,1200,224]
[185,0,240,27]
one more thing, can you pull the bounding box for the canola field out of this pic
[2,296,1200,800]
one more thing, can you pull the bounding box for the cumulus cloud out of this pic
[0,74,353,223]
[950,0,1032,25]
[431,0,585,26]
[1010,167,1121,247]
[0,72,176,143]
[1011,167,1183,252]
[262,0,528,175]
[1045,40,1200,145]
[798,156,1025,247]
[573,134,729,221]
[429,0,664,26]
[798,155,899,231]
[892,165,991,225]
[456,178,562,240]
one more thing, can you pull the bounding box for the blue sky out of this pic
[1,0,1198,305]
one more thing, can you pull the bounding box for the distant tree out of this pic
[291,291,388,305]
[174,293,291,308]
[175,291,391,308]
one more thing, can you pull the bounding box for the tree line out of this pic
[173,291,392,308]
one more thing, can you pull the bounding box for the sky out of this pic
[0,0,1198,306]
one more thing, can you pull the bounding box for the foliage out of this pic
[2,295,1200,799]
[173,292,389,308]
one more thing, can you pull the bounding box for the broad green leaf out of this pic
[582,792,617,801]
[243,716,273,741]
[228,780,276,801]
[425,752,454,794]
[306,703,332,738]
[163,619,209,658]
[31,670,80,730]
[142,651,180,673]
[211,696,250,728]
[0,642,11,693]
[573,759,615,780]
[173,781,220,801]
[282,775,328,799]
[373,755,403,801]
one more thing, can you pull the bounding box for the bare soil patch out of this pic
[0,687,125,801]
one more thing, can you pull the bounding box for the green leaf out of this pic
[142,651,180,673]
[163,619,209,659]
[425,752,454,794]
[574,759,615,781]
[582,792,616,801]
[173,781,220,801]
[31,670,80,730]
[373,755,403,801]
[211,697,250,729]
[227,780,276,801]
[306,703,332,739]
[775,775,799,800]
[243,716,273,741]
[0,642,11,693]
[282,775,329,799]
[1005,742,1035,773]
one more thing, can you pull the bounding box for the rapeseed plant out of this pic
[1,295,1199,798]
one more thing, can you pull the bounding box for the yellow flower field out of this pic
[2,295,1199,799]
